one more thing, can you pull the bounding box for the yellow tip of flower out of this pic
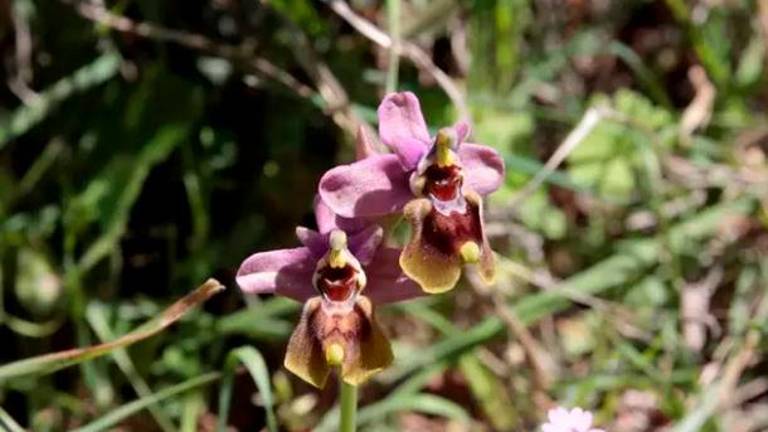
[325,343,345,366]
[459,241,481,264]
[435,128,456,167]
[329,229,348,250]
[328,230,348,268]
[329,250,346,268]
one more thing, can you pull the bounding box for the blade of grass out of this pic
[215,297,297,340]
[380,315,500,384]
[609,41,672,108]
[385,0,400,93]
[215,316,294,340]
[180,392,204,432]
[0,279,225,383]
[86,302,178,432]
[0,406,25,432]
[315,393,469,432]
[400,300,518,428]
[0,52,120,149]
[357,394,469,425]
[76,124,190,273]
[503,154,598,197]
[217,346,277,432]
[71,372,220,432]
[389,360,450,398]
[17,140,63,197]
[458,353,518,430]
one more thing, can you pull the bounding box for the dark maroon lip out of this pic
[423,164,463,202]
[421,200,483,256]
[315,264,359,302]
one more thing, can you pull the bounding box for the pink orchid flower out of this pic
[541,407,606,432]
[236,199,421,388]
[319,92,505,293]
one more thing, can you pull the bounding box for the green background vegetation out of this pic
[1,0,768,430]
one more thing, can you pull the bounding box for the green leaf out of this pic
[86,302,177,432]
[735,35,765,90]
[690,9,732,88]
[0,53,121,149]
[315,393,469,432]
[568,91,673,202]
[215,297,298,340]
[71,372,221,432]
[0,406,25,432]
[609,41,672,108]
[74,124,190,272]
[269,0,327,36]
[365,394,469,424]
[459,353,517,430]
[217,346,277,432]
[514,190,567,239]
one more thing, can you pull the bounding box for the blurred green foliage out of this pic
[1,0,768,431]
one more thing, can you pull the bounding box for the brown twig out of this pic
[7,0,39,104]
[328,0,470,120]
[467,272,556,407]
[679,65,715,147]
[495,254,654,341]
[69,0,377,138]
[280,23,371,137]
[758,0,768,54]
[508,106,606,209]
[492,292,558,393]
[68,0,317,100]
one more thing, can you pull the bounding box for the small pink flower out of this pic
[541,407,605,432]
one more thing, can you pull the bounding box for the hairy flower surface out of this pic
[541,407,605,432]
[237,200,421,387]
[319,92,505,293]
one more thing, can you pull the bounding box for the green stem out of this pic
[385,0,400,93]
[339,379,358,432]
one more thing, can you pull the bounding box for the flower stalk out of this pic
[339,379,358,432]
[327,343,357,432]
[385,0,400,93]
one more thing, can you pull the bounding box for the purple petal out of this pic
[237,247,316,302]
[453,121,471,144]
[378,92,430,169]
[319,154,412,218]
[364,247,424,304]
[459,143,505,195]
[348,225,383,265]
[314,195,337,234]
[295,227,328,257]
[314,195,369,234]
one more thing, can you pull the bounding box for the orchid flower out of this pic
[236,199,421,388]
[540,407,606,432]
[319,92,505,293]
